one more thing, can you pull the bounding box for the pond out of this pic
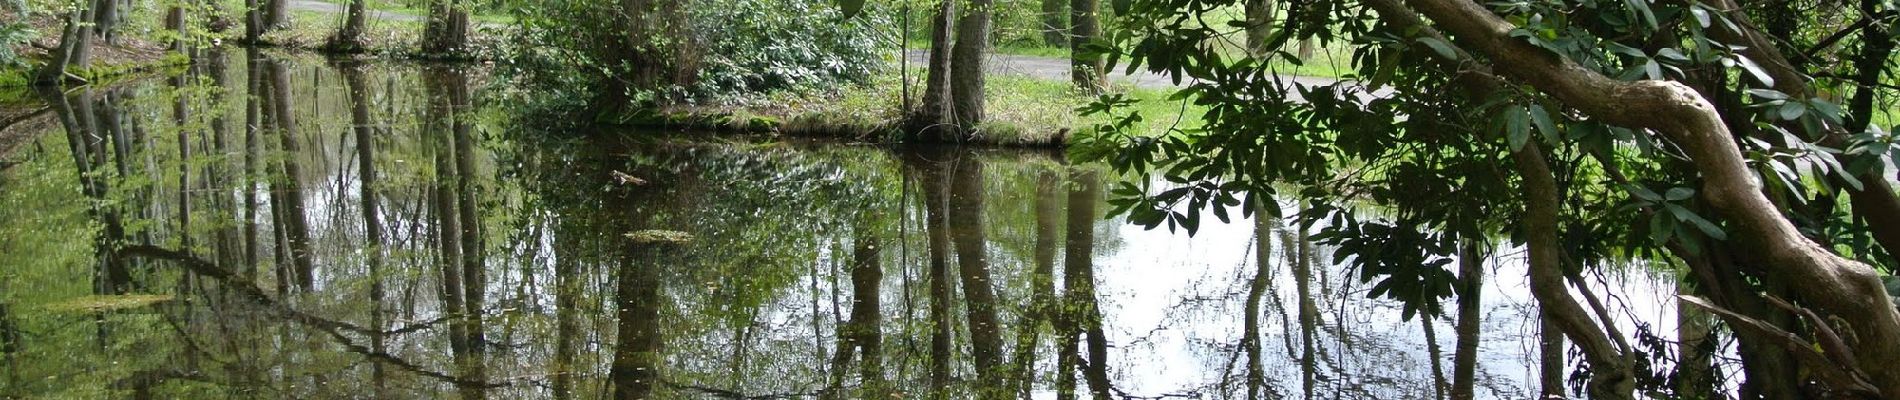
[0,51,1683,399]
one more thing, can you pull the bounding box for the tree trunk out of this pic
[1513,145,1634,399]
[911,150,956,400]
[1064,168,1113,400]
[1402,0,1900,394]
[424,0,469,56]
[1041,0,1066,46]
[92,0,119,45]
[1243,0,1276,56]
[916,0,958,139]
[35,4,93,86]
[332,0,370,52]
[949,0,993,130]
[1243,211,1274,400]
[1010,169,1064,397]
[947,157,1008,400]
[1538,311,1566,398]
[1448,241,1482,400]
[341,61,389,399]
[1069,0,1106,93]
[265,0,288,30]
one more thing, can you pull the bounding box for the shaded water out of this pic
[0,52,1682,399]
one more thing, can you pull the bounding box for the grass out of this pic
[639,61,1206,147]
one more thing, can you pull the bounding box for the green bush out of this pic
[0,0,32,69]
[501,0,882,107]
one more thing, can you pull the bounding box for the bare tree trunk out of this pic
[1064,168,1113,400]
[1448,241,1482,400]
[35,4,94,86]
[331,0,371,52]
[1069,0,1105,93]
[1538,311,1566,398]
[947,157,1008,400]
[265,0,288,30]
[1040,0,1066,46]
[911,151,956,400]
[92,0,119,45]
[1243,0,1276,56]
[915,0,957,139]
[949,0,993,130]
[1242,211,1274,400]
[423,0,469,56]
[1010,169,1064,397]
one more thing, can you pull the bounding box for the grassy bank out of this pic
[621,66,1206,147]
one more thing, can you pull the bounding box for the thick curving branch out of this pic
[1395,0,1900,394]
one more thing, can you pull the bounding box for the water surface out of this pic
[0,52,1679,399]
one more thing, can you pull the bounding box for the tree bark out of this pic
[950,0,993,130]
[1403,0,1900,394]
[916,0,957,138]
[1070,0,1106,93]
[1448,241,1482,400]
[1513,145,1634,399]
[1064,168,1113,400]
[1041,0,1067,46]
[34,4,93,86]
[332,0,371,52]
[1243,210,1274,400]
[1244,0,1277,57]
[1010,169,1064,397]
[948,157,1008,400]
[424,0,470,56]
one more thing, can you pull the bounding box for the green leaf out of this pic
[1667,204,1728,240]
[1506,105,1531,151]
[1665,187,1694,201]
[1416,37,1460,61]
[1777,102,1806,121]
[1528,104,1559,143]
[834,0,864,19]
[1734,55,1776,87]
[1747,89,1790,101]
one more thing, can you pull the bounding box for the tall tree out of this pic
[1070,0,1105,92]
[915,0,994,138]
[948,0,994,129]
[1041,0,1067,46]
[423,0,469,56]
[34,1,95,85]
[329,0,371,52]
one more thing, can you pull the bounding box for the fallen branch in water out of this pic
[117,245,508,389]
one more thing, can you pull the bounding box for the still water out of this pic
[0,51,1680,399]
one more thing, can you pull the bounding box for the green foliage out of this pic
[691,0,884,97]
[0,0,31,69]
[501,0,883,107]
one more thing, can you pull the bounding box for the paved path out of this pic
[289,0,425,22]
[903,50,1364,103]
